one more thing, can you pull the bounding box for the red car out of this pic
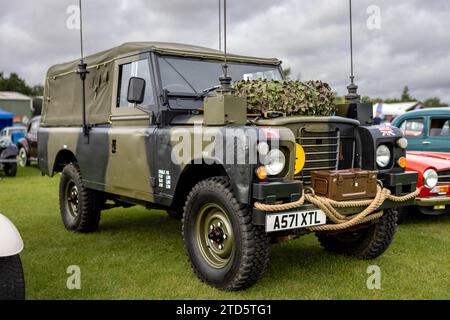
[405,151,450,215]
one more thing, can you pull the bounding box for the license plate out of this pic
[265,209,327,233]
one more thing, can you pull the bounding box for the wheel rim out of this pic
[195,203,234,269]
[18,149,27,167]
[65,181,80,218]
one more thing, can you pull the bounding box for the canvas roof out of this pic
[47,42,281,78]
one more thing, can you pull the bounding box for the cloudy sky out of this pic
[1,0,449,103]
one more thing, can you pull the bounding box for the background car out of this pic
[0,126,27,145]
[392,107,450,152]
[0,137,18,177]
[16,116,40,168]
[0,213,25,300]
[401,151,450,219]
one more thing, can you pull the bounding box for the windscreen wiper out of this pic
[162,58,198,94]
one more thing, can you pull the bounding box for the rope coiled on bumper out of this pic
[255,185,420,232]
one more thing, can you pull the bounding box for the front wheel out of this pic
[59,163,102,233]
[316,209,398,260]
[0,255,25,300]
[182,177,270,291]
[17,147,28,167]
[4,159,17,177]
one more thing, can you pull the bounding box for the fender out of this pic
[0,144,18,159]
[16,137,29,154]
[0,214,24,257]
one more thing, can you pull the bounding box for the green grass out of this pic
[0,167,449,300]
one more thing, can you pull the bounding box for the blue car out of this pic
[391,107,450,152]
[0,126,27,145]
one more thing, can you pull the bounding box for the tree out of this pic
[282,67,292,80]
[423,97,448,108]
[401,86,414,102]
[0,72,43,97]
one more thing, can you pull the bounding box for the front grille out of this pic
[438,170,450,183]
[296,130,340,184]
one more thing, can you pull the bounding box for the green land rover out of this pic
[38,42,418,290]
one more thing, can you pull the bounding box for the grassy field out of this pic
[0,166,449,300]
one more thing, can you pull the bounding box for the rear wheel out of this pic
[316,209,398,260]
[59,163,102,232]
[17,147,28,167]
[0,255,25,300]
[4,158,17,177]
[183,177,270,291]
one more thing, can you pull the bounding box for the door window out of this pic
[399,118,424,137]
[117,59,154,108]
[429,118,450,137]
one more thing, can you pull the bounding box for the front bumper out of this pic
[416,196,450,207]
[252,171,419,228]
[0,158,18,164]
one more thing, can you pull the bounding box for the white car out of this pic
[0,214,25,300]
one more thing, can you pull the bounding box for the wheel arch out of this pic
[51,149,78,176]
[169,161,228,211]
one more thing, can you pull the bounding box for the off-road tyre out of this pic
[182,177,270,291]
[0,255,25,300]
[4,159,17,177]
[316,209,398,260]
[59,163,102,233]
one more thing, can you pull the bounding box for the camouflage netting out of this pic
[233,80,336,116]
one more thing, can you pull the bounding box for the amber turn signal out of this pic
[397,157,407,168]
[256,166,268,180]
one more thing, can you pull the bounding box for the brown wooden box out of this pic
[311,169,378,201]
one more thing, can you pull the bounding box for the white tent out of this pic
[373,102,419,117]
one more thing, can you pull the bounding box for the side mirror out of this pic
[127,77,146,104]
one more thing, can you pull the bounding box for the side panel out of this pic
[38,127,110,192]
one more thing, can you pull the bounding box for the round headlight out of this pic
[423,169,438,189]
[264,149,286,176]
[397,138,408,149]
[376,145,391,168]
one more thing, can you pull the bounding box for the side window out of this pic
[117,59,154,108]
[429,118,450,137]
[399,118,424,137]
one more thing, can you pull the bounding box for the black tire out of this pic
[17,147,29,167]
[4,159,17,177]
[0,255,25,300]
[182,177,270,291]
[316,209,398,260]
[59,163,102,233]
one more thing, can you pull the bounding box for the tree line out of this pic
[0,72,44,97]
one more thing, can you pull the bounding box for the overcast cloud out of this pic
[0,0,449,103]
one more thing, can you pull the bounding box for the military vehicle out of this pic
[38,42,418,290]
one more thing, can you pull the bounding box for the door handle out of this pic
[422,141,431,145]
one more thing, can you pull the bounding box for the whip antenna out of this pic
[345,0,360,102]
[76,0,89,140]
[219,0,222,51]
[219,0,232,90]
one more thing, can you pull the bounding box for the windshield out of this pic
[158,56,282,94]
